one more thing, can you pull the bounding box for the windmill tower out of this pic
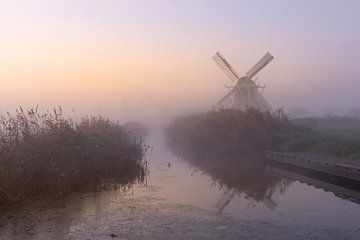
[212,51,274,112]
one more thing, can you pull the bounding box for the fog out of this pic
[1,1,360,122]
[2,2,360,239]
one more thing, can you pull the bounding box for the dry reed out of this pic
[0,107,146,205]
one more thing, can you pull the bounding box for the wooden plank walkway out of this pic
[265,151,360,182]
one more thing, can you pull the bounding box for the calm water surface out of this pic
[1,134,360,239]
[146,140,360,229]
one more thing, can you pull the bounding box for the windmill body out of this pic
[212,52,274,112]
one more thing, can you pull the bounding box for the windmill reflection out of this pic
[179,155,291,213]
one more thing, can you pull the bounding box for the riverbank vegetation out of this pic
[165,109,291,201]
[165,109,360,161]
[165,109,292,161]
[0,107,147,206]
[288,117,360,160]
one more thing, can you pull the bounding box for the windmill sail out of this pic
[212,52,241,82]
[213,51,274,112]
[245,52,274,79]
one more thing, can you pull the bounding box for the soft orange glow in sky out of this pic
[1,1,360,119]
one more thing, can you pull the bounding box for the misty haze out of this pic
[1,1,360,240]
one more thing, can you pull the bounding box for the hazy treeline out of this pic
[292,116,360,130]
[0,107,147,205]
[165,109,293,161]
[165,108,360,163]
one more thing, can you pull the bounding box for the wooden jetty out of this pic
[265,151,360,182]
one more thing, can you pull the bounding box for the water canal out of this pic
[1,132,360,239]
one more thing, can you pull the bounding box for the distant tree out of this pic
[346,107,360,119]
[286,107,309,119]
[324,112,338,119]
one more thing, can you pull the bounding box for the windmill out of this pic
[212,51,274,111]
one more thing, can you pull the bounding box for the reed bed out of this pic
[165,108,292,161]
[0,107,147,205]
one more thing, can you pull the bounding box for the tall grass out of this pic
[165,108,291,161]
[0,107,146,205]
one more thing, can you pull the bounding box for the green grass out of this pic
[312,130,360,159]
[319,129,360,140]
[275,124,360,160]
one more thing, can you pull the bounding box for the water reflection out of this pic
[171,150,360,222]
[175,154,291,211]
[266,164,360,204]
[2,145,360,239]
[0,187,135,239]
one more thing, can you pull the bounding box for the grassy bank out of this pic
[0,107,147,205]
[165,109,360,161]
[287,116,360,159]
[278,126,360,160]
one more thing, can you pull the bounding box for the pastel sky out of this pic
[1,0,360,120]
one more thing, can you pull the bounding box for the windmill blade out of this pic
[245,52,274,79]
[215,190,235,213]
[262,197,278,211]
[212,52,241,82]
[217,87,236,106]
